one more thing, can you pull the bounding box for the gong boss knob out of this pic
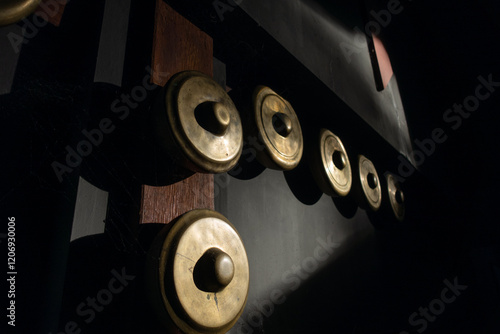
[309,129,352,197]
[154,71,243,174]
[247,86,303,170]
[352,155,382,211]
[385,173,405,221]
[146,209,249,334]
[0,0,40,26]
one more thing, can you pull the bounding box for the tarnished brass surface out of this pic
[156,71,243,173]
[386,173,405,221]
[310,129,352,197]
[250,86,303,170]
[0,0,40,26]
[146,209,249,334]
[355,155,382,211]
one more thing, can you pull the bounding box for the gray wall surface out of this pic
[240,0,413,163]
[216,169,375,333]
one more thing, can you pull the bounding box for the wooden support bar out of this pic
[151,0,213,86]
[140,1,214,224]
[35,0,67,27]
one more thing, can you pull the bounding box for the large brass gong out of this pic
[352,155,382,211]
[154,71,243,174]
[0,0,40,26]
[146,209,249,334]
[309,129,352,197]
[385,173,405,221]
[248,86,303,170]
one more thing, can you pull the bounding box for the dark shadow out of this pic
[366,209,397,230]
[58,222,169,334]
[140,87,196,187]
[80,82,194,191]
[137,129,195,187]
[332,194,358,219]
[228,145,266,180]
[256,174,480,334]
[283,159,323,205]
[58,233,142,334]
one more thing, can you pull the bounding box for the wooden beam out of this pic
[140,1,214,224]
[151,0,213,86]
[35,0,67,27]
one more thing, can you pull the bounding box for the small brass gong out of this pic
[386,173,405,221]
[353,155,382,211]
[146,209,249,334]
[155,71,243,173]
[0,0,40,26]
[310,129,352,197]
[249,86,303,170]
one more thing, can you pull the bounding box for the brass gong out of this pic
[249,86,303,170]
[310,129,352,197]
[154,71,243,173]
[352,155,382,211]
[386,173,405,221]
[0,0,40,26]
[146,209,249,334]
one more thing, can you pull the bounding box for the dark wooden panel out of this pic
[140,173,214,224]
[35,0,67,27]
[151,0,213,86]
[141,1,214,224]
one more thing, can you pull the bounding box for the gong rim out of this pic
[149,209,249,334]
[252,86,303,170]
[386,173,405,221]
[357,155,382,211]
[313,129,352,197]
[0,0,41,27]
[162,71,243,173]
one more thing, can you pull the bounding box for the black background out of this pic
[1,0,500,333]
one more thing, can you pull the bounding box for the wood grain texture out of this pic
[35,0,67,27]
[141,1,214,224]
[151,0,213,86]
[140,173,214,224]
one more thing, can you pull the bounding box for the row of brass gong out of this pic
[1,4,405,333]
[145,71,406,333]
